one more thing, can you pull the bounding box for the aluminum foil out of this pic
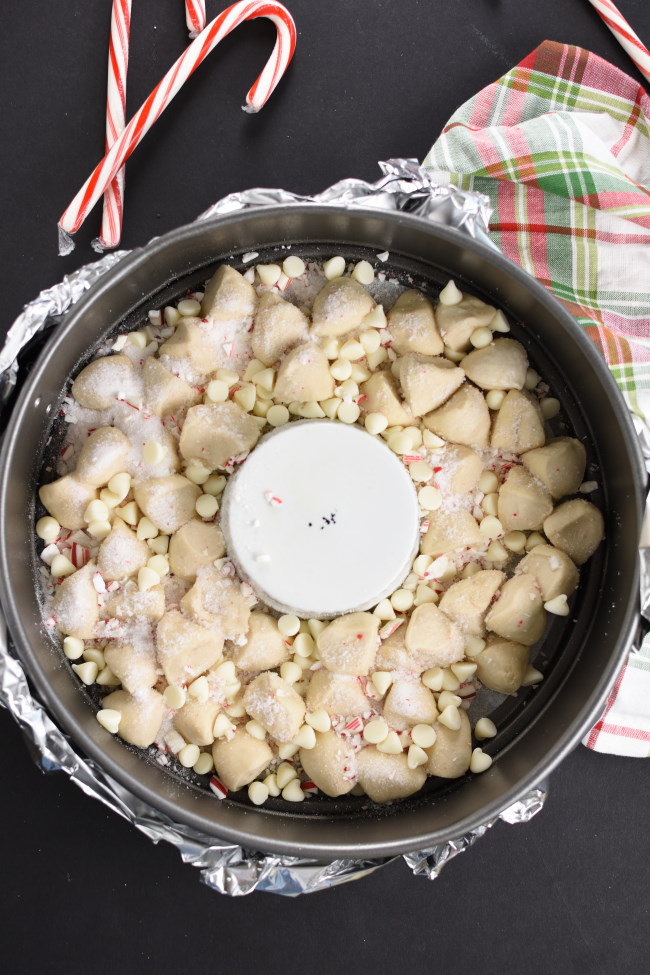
[0,158,570,896]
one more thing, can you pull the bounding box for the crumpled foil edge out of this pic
[0,157,588,896]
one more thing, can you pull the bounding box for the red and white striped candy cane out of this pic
[59,1,297,253]
[98,0,132,250]
[186,0,207,38]
[586,0,650,84]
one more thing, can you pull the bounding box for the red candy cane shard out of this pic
[97,0,132,251]
[209,775,229,799]
[58,1,297,254]
[586,0,650,83]
[186,0,207,38]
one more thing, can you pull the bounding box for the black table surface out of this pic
[1,2,649,972]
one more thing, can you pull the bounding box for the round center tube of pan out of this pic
[220,420,420,618]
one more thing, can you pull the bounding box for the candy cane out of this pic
[186,1,207,38]
[59,1,297,254]
[97,0,133,250]
[586,0,650,84]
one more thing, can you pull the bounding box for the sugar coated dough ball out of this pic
[180,565,251,641]
[97,517,150,581]
[53,561,99,639]
[521,437,587,499]
[231,612,290,672]
[71,354,138,410]
[212,728,273,792]
[517,543,580,601]
[39,475,98,531]
[360,370,413,427]
[156,609,224,684]
[491,389,546,454]
[272,342,335,403]
[374,624,418,673]
[101,688,165,748]
[159,319,222,380]
[382,679,438,730]
[173,698,221,747]
[299,730,356,797]
[305,670,372,716]
[439,444,483,494]
[179,402,260,470]
[461,338,528,391]
[251,291,309,366]
[103,642,158,696]
[310,277,374,337]
[398,354,465,417]
[437,293,496,352]
[243,672,306,742]
[142,356,201,417]
[133,474,201,534]
[425,708,472,778]
[168,519,226,581]
[474,636,530,695]
[420,508,484,558]
[387,289,443,357]
[75,427,132,488]
[200,264,257,324]
[438,569,505,637]
[423,384,490,449]
[498,465,553,532]
[485,574,546,646]
[107,585,166,622]
[316,612,379,676]
[356,746,427,802]
[404,602,465,668]
[543,499,604,566]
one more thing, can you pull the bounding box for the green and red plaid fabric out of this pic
[425,40,650,756]
[424,39,650,425]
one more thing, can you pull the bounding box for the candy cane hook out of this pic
[586,0,650,84]
[97,0,133,250]
[59,1,297,254]
[186,1,207,38]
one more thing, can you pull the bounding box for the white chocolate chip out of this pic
[320,396,342,419]
[203,474,226,496]
[177,298,201,317]
[522,666,544,686]
[195,494,219,519]
[411,724,437,749]
[213,714,236,739]
[50,554,76,578]
[438,704,461,731]
[276,762,298,789]
[216,368,239,386]
[87,520,112,540]
[138,566,160,592]
[257,263,282,286]
[490,309,510,332]
[479,515,503,539]
[421,667,444,691]
[485,389,506,411]
[188,675,210,704]
[266,404,290,427]
[410,460,433,483]
[96,709,121,734]
[185,461,211,485]
[282,255,306,278]
[248,780,270,805]
[470,326,493,349]
[376,731,403,754]
[62,636,85,660]
[474,717,497,740]
[352,260,374,285]
[407,744,429,769]
[541,397,560,419]
[262,773,280,797]
[246,719,268,740]
[193,752,214,775]
[147,554,169,577]
[470,748,493,773]
[323,256,346,279]
[451,661,477,681]
[414,584,438,606]
[438,280,463,305]
[339,339,365,361]
[364,411,388,435]
[390,588,414,612]
[278,614,301,636]
[206,379,230,402]
[337,401,361,424]
[72,661,99,685]
[305,709,331,733]
[503,530,527,553]
[525,531,545,552]
[35,516,60,543]
[136,516,158,541]
[142,440,167,465]
[330,358,353,382]
[178,743,201,768]
[83,646,105,669]
[418,486,442,511]
[233,383,256,412]
[282,778,306,802]
[164,685,187,710]
[280,661,303,685]
[84,499,110,523]
[441,668,461,691]
[371,671,393,697]
[363,718,389,744]
[292,632,315,657]
[544,593,570,616]
[293,724,317,749]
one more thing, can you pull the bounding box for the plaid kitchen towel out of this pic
[424,40,650,757]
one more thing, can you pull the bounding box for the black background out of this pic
[1,2,649,972]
